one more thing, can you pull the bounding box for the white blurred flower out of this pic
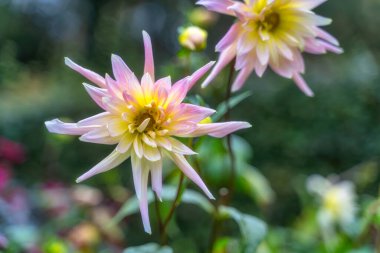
[307,175,357,230]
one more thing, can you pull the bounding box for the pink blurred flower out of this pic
[198,0,343,96]
[0,137,25,164]
[0,163,11,190]
[45,31,251,233]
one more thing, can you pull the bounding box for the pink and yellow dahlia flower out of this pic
[45,31,251,233]
[198,0,343,96]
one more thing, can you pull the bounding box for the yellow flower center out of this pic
[133,102,165,133]
[323,189,341,217]
[258,11,280,32]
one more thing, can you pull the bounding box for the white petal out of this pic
[76,150,129,183]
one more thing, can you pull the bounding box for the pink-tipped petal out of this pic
[142,31,155,80]
[116,134,134,153]
[182,122,251,138]
[83,83,108,110]
[151,160,163,200]
[169,153,214,199]
[293,73,314,97]
[168,137,197,155]
[131,153,142,198]
[143,145,161,162]
[138,166,152,234]
[76,150,130,183]
[79,134,120,145]
[172,104,216,123]
[300,0,328,10]
[78,112,114,127]
[201,45,237,88]
[155,137,172,151]
[216,24,240,52]
[197,0,235,16]
[166,80,189,106]
[45,119,95,135]
[141,72,155,102]
[105,74,122,98]
[231,64,254,92]
[133,136,144,159]
[111,54,133,87]
[315,27,340,46]
[79,127,112,143]
[155,76,171,92]
[65,58,106,88]
[186,61,215,91]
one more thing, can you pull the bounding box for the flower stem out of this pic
[224,58,237,202]
[160,172,185,244]
[154,193,164,243]
[209,59,236,251]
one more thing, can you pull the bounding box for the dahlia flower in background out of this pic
[198,0,343,96]
[307,175,357,231]
[45,31,251,233]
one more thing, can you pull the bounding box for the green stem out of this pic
[208,59,236,252]
[154,193,164,243]
[160,172,185,244]
[224,58,237,203]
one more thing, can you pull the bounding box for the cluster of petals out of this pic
[45,31,251,233]
[307,175,356,229]
[198,0,343,96]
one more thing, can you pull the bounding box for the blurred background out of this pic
[1,0,380,252]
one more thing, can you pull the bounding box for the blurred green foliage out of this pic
[0,0,380,252]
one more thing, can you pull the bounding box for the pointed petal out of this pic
[83,83,108,110]
[116,134,134,153]
[137,118,151,133]
[139,166,152,234]
[133,136,144,158]
[45,119,95,135]
[141,72,154,103]
[172,104,215,123]
[186,61,215,91]
[151,160,163,200]
[65,58,106,88]
[131,153,142,198]
[105,74,122,98]
[78,112,113,126]
[79,134,120,145]
[166,79,189,106]
[292,73,314,97]
[216,23,240,52]
[315,27,340,46]
[155,76,171,92]
[196,0,235,16]
[143,144,161,162]
[76,150,129,183]
[168,137,197,155]
[107,119,128,137]
[111,54,133,85]
[257,44,270,65]
[231,64,254,92]
[142,134,157,147]
[142,31,155,80]
[155,136,172,151]
[168,152,214,199]
[201,44,236,88]
[181,122,251,138]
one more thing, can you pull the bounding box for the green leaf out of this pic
[219,206,267,253]
[237,166,275,206]
[123,243,173,253]
[212,91,252,122]
[111,186,214,225]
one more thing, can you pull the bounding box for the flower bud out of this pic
[188,8,218,27]
[178,26,208,51]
